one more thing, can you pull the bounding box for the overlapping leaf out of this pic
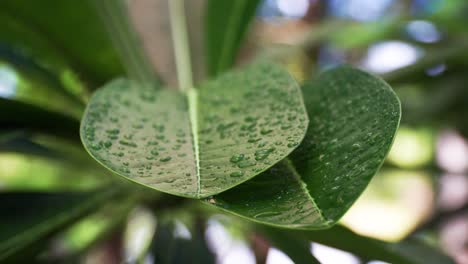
[209,66,401,228]
[81,62,308,198]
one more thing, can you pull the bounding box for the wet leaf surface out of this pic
[81,62,307,198]
[210,66,401,229]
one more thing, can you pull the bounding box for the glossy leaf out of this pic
[81,62,308,198]
[210,66,401,228]
[205,0,262,76]
[0,189,118,262]
[260,225,454,264]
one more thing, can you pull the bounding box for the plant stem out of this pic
[169,0,194,91]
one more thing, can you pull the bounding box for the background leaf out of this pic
[0,0,124,87]
[0,189,118,262]
[0,97,80,143]
[204,0,262,76]
[209,66,401,228]
[259,225,455,264]
[262,227,321,264]
[148,221,215,264]
[81,62,308,198]
[93,0,158,84]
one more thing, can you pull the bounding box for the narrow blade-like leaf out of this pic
[209,66,401,228]
[0,97,80,143]
[205,0,262,76]
[0,0,124,85]
[81,62,308,198]
[259,225,455,264]
[149,221,215,264]
[262,227,321,264]
[0,189,118,261]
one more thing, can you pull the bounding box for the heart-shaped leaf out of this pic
[81,62,308,198]
[209,66,401,228]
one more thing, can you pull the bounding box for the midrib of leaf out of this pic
[187,89,202,197]
[216,0,248,75]
[170,0,201,197]
[284,159,329,226]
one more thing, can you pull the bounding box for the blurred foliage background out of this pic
[0,0,467,263]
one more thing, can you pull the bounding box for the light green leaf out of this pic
[205,0,262,76]
[0,189,118,262]
[209,66,401,228]
[259,225,454,264]
[81,62,308,198]
[0,152,108,191]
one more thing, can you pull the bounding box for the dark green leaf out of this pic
[0,44,85,115]
[148,221,215,264]
[0,97,80,143]
[42,194,138,261]
[81,62,308,198]
[210,66,401,228]
[263,228,321,264]
[0,134,60,159]
[0,0,124,85]
[259,225,454,264]
[0,189,118,262]
[205,0,261,76]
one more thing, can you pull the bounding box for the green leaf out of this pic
[50,194,139,260]
[263,228,321,264]
[259,225,454,264]
[0,189,118,262]
[205,0,262,76]
[0,0,124,85]
[0,97,80,143]
[0,135,61,160]
[0,45,85,115]
[209,66,401,228]
[148,221,215,264]
[81,62,308,198]
[0,152,108,191]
